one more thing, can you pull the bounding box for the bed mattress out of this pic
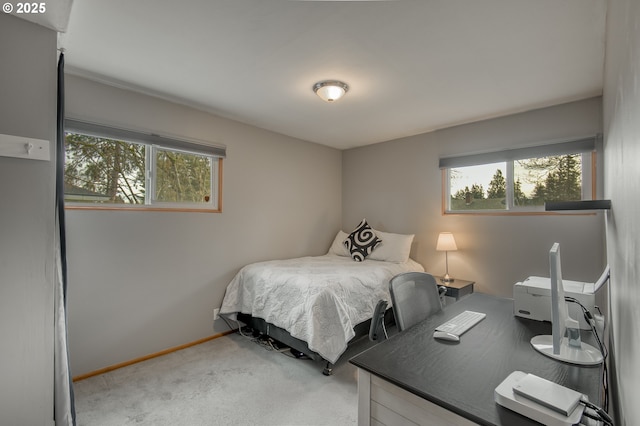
[220,254,424,363]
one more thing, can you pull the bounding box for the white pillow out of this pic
[367,230,414,263]
[327,230,350,257]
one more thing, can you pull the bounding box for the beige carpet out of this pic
[73,331,377,425]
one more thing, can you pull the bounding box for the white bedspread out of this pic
[220,254,424,363]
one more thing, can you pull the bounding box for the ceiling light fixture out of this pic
[313,80,349,102]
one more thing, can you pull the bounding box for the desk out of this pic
[350,293,602,426]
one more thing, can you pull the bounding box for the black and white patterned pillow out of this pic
[343,219,382,262]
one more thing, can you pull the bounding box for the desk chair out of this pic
[368,300,389,341]
[389,272,445,331]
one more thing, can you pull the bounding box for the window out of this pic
[441,137,598,213]
[63,120,225,211]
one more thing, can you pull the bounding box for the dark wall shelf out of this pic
[545,200,612,211]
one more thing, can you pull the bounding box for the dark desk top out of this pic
[350,293,602,426]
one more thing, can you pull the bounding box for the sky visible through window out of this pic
[450,162,506,196]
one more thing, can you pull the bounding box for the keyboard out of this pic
[435,310,486,336]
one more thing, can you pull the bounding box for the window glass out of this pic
[154,148,212,204]
[449,162,507,211]
[446,153,590,213]
[64,132,220,211]
[64,133,145,204]
[513,154,582,207]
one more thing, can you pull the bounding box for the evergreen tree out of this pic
[531,182,546,204]
[453,184,484,202]
[514,178,527,205]
[540,155,582,201]
[470,184,485,200]
[487,169,506,199]
[453,187,467,200]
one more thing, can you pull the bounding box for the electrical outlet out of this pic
[213,308,220,321]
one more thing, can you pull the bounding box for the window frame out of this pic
[440,137,600,215]
[64,119,224,213]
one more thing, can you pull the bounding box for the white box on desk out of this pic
[513,276,595,330]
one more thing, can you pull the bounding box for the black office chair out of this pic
[368,299,389,342]
[389,272,445,331]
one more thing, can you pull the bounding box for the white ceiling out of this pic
[56,0,607,150]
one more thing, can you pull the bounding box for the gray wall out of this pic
[0,15,56,426]
[602,0,640,423]
[343,97,606,298]
[64,75,343,376]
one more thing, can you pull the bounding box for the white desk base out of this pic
[357,369,477,426]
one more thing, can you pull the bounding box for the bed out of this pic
[219,221,424,374]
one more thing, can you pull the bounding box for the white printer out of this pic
[513,276,596,330]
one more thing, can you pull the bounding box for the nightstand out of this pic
[435,276,475,302]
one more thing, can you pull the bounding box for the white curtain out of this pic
[54,225,75,425]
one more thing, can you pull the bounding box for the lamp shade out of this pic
[436,232,458,251]
[313,80,349,102]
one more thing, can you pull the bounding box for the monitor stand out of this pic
[531,335,603,366]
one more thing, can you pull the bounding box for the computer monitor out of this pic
[530,243,603,366]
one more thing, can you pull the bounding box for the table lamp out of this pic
[436,232,458,282]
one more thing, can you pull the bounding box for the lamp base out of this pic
[441,274,455,283]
